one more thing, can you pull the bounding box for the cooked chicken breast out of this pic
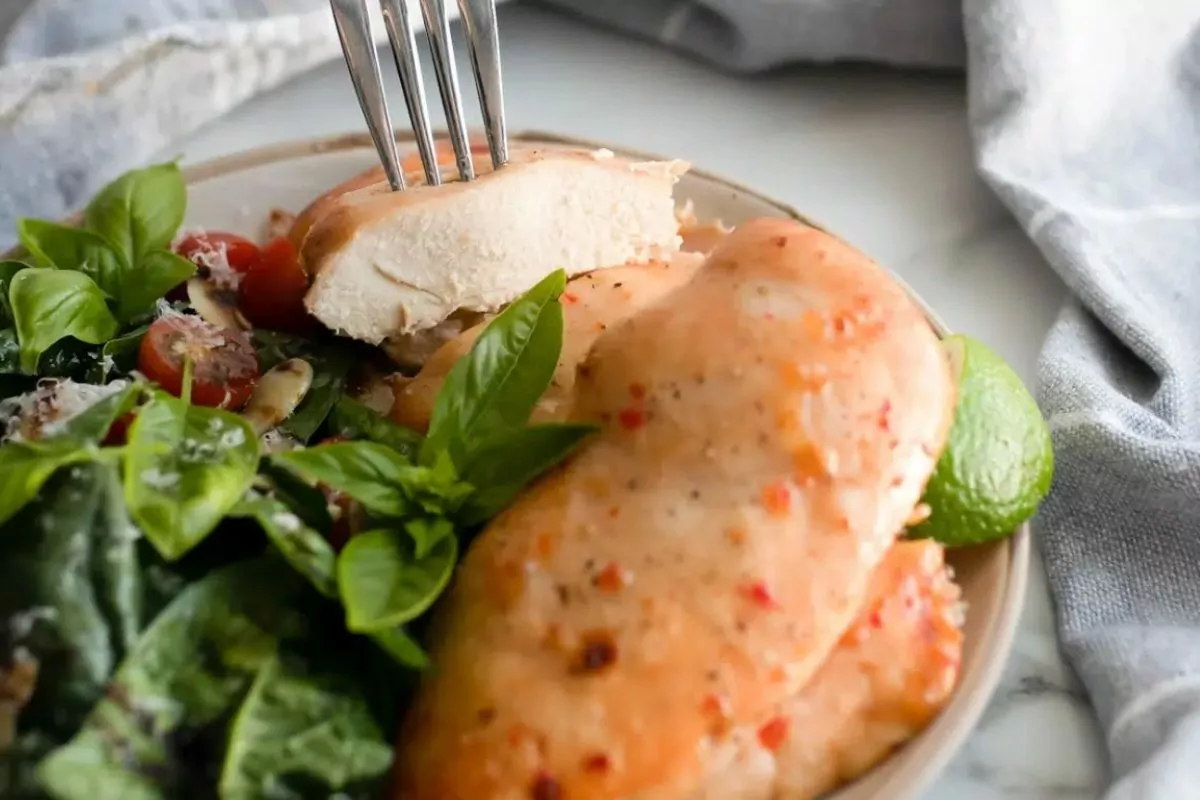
[693,539,963,799]
[390,251,706,431]
[296,149,689,344]
[391,218,956,799]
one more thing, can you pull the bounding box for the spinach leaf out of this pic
[422,269,566,469]
[83,162,186,266]
[0,261,26,326]
[330,395,422,459]
[0,462,142,740]
[124,392,260,561]
[92,324,149,382]
[9,269,119,373]
[271,441,417,518]
[459,423,597,525]
[115,250,195,323]
[35,558,305,800]
[369,627,430,671]
[232,492,338,599]
[218,643,394,797]
[252,331,352,443]
[17,219,124,291]
[337,529,456,633]
[0,328,21,375]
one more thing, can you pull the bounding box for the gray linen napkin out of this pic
[4,1,1199,797]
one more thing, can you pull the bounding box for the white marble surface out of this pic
[165,5,1110,797]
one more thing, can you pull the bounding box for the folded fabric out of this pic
[5,1,1200,796]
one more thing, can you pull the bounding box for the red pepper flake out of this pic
[593,562,630,593]
[760,481,792,516]
[725,527,747,546]
[617,407,646,430]
[628,382,647,400]
[562,292,579,305]
[535,531,558,560]
[878,399,893,432]
[571,631,618,674]
[868,610,883,629]
[757,716,790,751]
[530,772,562,800]
[773,236,787,248]
[582,753,611,774]
[608,505,620,518]
[741,581,781,610]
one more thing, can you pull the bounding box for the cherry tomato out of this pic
[168,231,262,301]
[238,236,316,334]
[102,411,137,446]
[137,314,260,409]
[174,232,261,274]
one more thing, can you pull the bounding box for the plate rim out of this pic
[40,129,1034,798]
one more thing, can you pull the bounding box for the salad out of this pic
[0,163,592,798]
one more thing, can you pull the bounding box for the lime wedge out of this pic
[909,334,1053,546]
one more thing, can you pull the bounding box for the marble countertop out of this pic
[167,6,1109,797]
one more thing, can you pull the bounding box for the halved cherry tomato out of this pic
[238,236,317,335]
[103,411,137,446]
[137,314,260,409]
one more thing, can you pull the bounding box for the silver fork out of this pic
[329,0,508,191]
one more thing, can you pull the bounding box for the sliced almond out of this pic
[241,358,313,436]
[187,278,250,331]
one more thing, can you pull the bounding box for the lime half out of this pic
[909,334,1054,546]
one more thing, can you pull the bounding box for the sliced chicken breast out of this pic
[297,149,689,344]
[390,251,706,431]
[391,218,956,799]
[693,539,963,799]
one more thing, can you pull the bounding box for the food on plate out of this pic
[390,218,956,798]
[294,148,689,344]
[0,144,1052,800]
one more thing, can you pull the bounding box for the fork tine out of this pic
[457,0,507,169]
[330,0,405,191]
[379,0,442,187]
[418,0,475,182]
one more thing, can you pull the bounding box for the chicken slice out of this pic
[692,539,963,799]
[391,218,956,799]
[297,148,689,344]
[391,251,706,431]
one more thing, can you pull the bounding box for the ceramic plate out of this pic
[179,130,1029,800]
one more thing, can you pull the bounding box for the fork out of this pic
[329,0,508,191]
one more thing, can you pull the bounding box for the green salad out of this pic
[0,163,595,799]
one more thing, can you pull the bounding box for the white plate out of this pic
[180,130,1030,800]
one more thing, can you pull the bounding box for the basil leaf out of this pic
[369,627,430,670]
[233,492,338,599]
[422,269,566,468]
[404,516,454,559]
[36,558,304,800]
[17,219,124,291]
[9,269,119,374]
[217,644,394,797]
[330,395,422,459]
[124,392,260,560]
[0,463,143,740]
[337,529,457,633]
[83,162,186,265]
[459,423,597,525]
[116,250,195,322]
[271,441,414,518]
[252,330,352,442]
[0,441,91,527]
[0,261,26,326]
